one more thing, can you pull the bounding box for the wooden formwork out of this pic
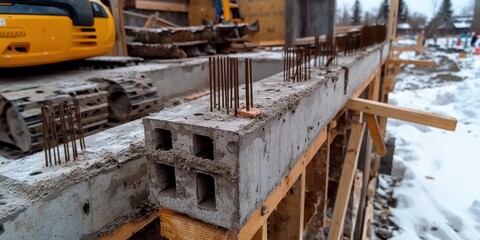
[100,63,384,240]
[100,43,457,239]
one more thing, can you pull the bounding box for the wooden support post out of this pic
[365,114,387,156]
[361,203,374,240]
[109,0,128,56]
[269,171,306,240]
[238,128,328,240]
[304,130,330,236]
[252,222,267,240]
[346,98,457,131]
[328,121,366,240]
[144,14,155,28]
[388,0,399,41]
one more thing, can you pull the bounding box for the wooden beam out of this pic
[252,222,267,240]
[365,114,387,156]
[388,0,399,40]
[348,171,363,237]
[328,121,366,240]
[384,75,396,92]
[346,98,457,131]
[391,46,426,54]
[109,0,128,56]
[368,69,381,101]
[135,0,188,12]
[159,208,232,240]
[361,203,374,240]
[269,171,306,240]
[100,212,158,240]
[238,128,328,240]
[387,58,435,67]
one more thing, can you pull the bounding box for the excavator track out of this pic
[0,74,159,153]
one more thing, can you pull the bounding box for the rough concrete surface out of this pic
[143,43,389,229]
[0,120,148,240]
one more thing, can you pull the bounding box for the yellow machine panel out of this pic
[0,0,115,67]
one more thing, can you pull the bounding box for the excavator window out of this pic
[92,2,108,18]
[0,4,68,16]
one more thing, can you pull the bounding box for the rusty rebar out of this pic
[59,103,70,163]
[209,57,213,111]
[40,105,50,167]
[248,59,253,107]
[66,105,77,161]
[73,99,85,150]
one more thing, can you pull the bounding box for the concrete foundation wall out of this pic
[145,58,284,102]
[0,121,148,240]
[143,43,389,229]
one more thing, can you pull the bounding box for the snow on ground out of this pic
[384,48,480,239]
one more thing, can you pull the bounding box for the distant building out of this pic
[396,22,412,36]
[453,16,472,35]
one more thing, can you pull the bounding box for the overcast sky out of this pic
[336,0,473,20]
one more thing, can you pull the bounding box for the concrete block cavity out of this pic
[193,134,214,160]
[154,163,176,194]
[154,128,173,150]
[144,43,389,230]
[196,173,216,210]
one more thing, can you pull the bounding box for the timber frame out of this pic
[100,0,457,239]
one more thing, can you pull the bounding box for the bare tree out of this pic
[431,0,439,18]
[408,12,428,33]
[337,4,351,26]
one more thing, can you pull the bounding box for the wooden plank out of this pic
[365,114,387,156]
[384,75,396,92]
[346,98,457,131]
[109,0,128,56]
[188,0,215,25]
[143,14,155,28]
[159,208,232,240]
[135,0,188,12]
[387,59,435,67]
[349,171,363,237]
[184,90,210,101]
[257,40,286,47]
[269,171,306,240]
[123,10,180,27]
[368,69,381,101]
[328,121,366,240]
[238,128,328,240]
[304,132,330,230]
[388,0,399,40]
[361,203,374,240]
[100,212,158,240]
[240,0,286,43]
[252,222,267,240]
[335,25,363,34]
[391,46,424,52]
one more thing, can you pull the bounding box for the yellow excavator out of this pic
[0,0,115,67]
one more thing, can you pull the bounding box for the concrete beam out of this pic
[143,43,390,230]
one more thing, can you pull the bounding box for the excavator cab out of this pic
[0,0,115,67]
